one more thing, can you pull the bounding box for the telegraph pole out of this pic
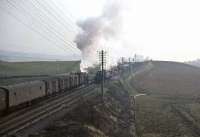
[99,50,106,101]
[129,57,131,73]
[134,54,137,62]
[121,57,124,64]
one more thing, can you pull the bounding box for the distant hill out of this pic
[185,59,200,68]
[132,61,200,98]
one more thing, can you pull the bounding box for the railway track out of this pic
[0,85,88,124]
[0,85,97,137]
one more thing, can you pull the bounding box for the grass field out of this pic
[0,61,80,85]
[0,61,80,77]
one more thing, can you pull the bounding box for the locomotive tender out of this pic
[0,72,88,113]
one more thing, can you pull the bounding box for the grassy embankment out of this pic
[35,71,137,137]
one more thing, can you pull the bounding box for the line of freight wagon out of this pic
[0,72,88,114]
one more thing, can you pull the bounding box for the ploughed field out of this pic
[132,61,200,137]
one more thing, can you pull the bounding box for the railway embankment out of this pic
[32,79,137,137]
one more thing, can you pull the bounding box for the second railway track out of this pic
[0,84,97,137]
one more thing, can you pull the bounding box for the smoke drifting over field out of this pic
[75,0,127,67]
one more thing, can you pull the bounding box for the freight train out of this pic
[0,72,88,113]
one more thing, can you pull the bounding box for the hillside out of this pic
[129,61,200,137]
[186,59,200,68]
[132,61,200,98]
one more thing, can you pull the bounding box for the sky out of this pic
[62,0,200,63]
[0,0,81,61]
[0,0,200,63]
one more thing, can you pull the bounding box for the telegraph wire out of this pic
[7,0,76,53]
[29,0,80,52]
[43,0,80,33]
[34,0,78,34]
[22,0,78,51]
[5,0,80,53]
[6,0,78,52]
[48,0,76,24]
[1,0,79,54]
[23,0,79,52]
[47,0,82,34]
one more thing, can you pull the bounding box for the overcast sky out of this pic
[0,0,200,63]
[62,0,200,62]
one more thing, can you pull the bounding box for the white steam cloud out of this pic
[75,0,130,68]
